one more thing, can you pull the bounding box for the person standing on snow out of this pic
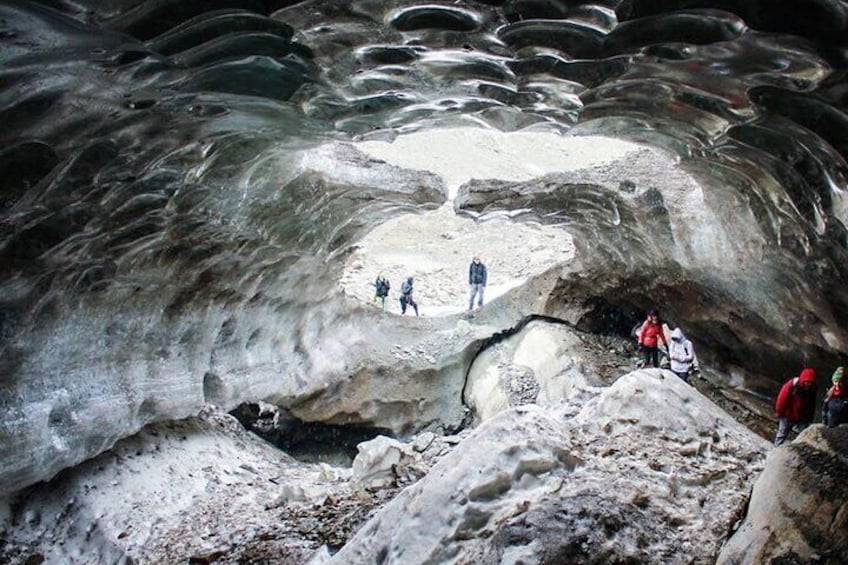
[399,276,419,316]
[668,327,696,382]
[637,309,667,368]
[468,256,487,312]
[822,366,846,428]
[373,274,390,310]
[774,367,817,446]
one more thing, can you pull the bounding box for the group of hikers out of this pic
[376,275,845,445]
[773,365,847,446]
[636,309,847,447]
[373,274,419,315]
[635,309,699,382]
[372,256,488,316]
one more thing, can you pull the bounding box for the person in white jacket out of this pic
[668,327,697,382]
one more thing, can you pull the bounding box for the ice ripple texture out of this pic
[1,0,847,494]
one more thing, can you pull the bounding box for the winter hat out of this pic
[798,368,816,385]
[833,367,844,382]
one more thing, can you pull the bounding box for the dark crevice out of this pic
[230,402,393,466]
[574,297,642,338]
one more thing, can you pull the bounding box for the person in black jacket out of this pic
[468,256,487,312]
[823,367,847,428]
[374,274,390,310]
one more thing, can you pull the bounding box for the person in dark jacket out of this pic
[373,274,390,310]
[774,367,817,446]
[399,276,418,316]
[822,366,846,428]
[468,257,487,312]
[637,309,667,368]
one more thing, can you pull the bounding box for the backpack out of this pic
[376,279,389,297]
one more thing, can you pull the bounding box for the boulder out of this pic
[718,425,848,563]
[351,435,415,491]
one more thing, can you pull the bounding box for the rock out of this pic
[717,425,848,563]
[351,436,414,492]
[411,432,437,452]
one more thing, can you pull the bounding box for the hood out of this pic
[670,328,684,341]
[799,368,816,385]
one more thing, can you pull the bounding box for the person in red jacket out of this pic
[637,309,668,368]
[774,367,817,446]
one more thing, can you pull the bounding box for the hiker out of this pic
[637,309,667,368]
[823,366,847,428]
[468,256,487,312]
[399,276,419,316]
[668,327,696,382]
[774,367,817,446]
[373,274,390,310]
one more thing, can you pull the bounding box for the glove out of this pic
[637,343,644,352]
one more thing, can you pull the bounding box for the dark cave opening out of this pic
[230,402,393,466]
[574,297,642,338]
[563,283,848,398]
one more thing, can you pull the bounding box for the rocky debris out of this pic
[350,432,467,493]
[274,431,470,557]
[718,425,848,564]
[0,406,472,565]
[0,408,349,564]
[503,365,540,407]
[320,371,771,564]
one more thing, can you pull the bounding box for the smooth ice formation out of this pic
[2,0,848,561]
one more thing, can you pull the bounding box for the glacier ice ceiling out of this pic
[1,0,848,501]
